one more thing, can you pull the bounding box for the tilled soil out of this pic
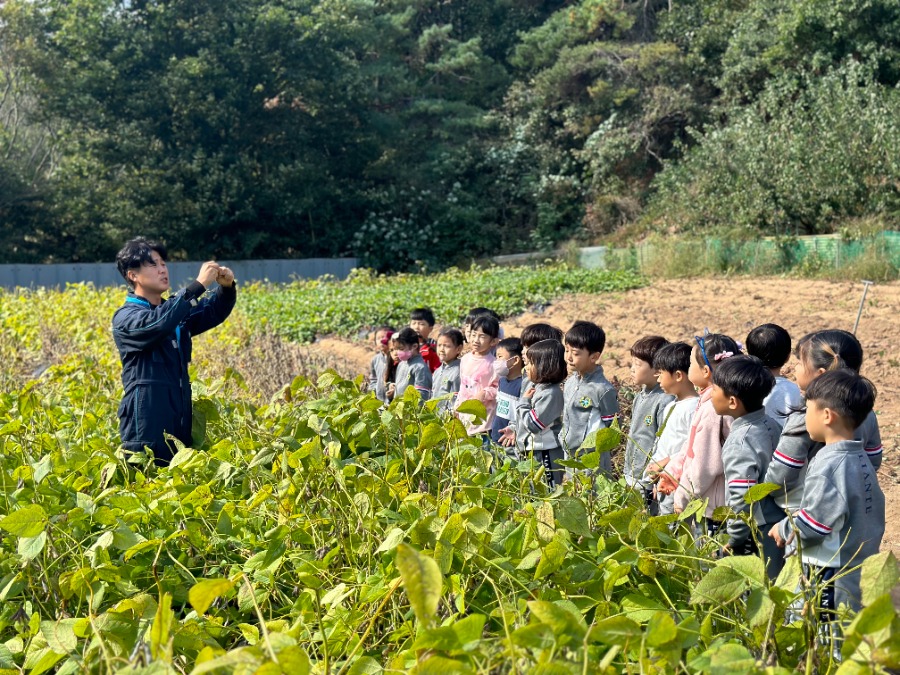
[309,277,900,551]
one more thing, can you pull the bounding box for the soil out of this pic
[310,277,900,552]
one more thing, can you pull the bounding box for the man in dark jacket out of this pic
[112,237,237,464]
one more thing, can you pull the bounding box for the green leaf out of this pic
[462,507,491,533]
[527,601,586,639]
[455,400,486,422]
[690,556,765,604]
[18,532,46,561]
[418,423,448,451]
[1,504,47,537]
[377,527,406,553]
[451,614,486,649]
[621,593,666,622]
[860,551,900,607]
[150,592,173,661]
[555,496,591,538]
[396,543,443,627]
[410,655,475,674]
[347,656,383,675]
[645,611,678,648]
[534,535,568,580]
[744,483,779,504]
[188,578,234,615]
[511,623,555,650]
[587,615,642,645]
[40,619,77,654]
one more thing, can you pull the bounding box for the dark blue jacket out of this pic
[112,281,236,463]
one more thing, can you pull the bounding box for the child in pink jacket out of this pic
[456,314,502,440]
[659,333,740,533]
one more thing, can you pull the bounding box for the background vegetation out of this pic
[2,0,899,270]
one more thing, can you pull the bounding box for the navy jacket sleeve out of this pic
[112,282,207,352]
[185,284,237,337]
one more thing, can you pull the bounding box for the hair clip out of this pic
[735,341,745,351]
[713,351,734,362]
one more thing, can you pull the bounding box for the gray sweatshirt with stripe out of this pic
[764,409,882,511]
[515,382,565,452]
[623,385,674,488]
[559,366,618,464]
[394,355,433,401]
[776,439,884,610]
[721,408,785,548]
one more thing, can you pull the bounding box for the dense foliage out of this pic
[1,275,899,672]
[2,0,899,267]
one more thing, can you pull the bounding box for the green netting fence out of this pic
[601,231,900,278]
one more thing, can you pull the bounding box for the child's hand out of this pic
[499,427,516,447]
[769,522,791,548]
[523,387,536,400]
[656,472,678,495]
[386,383,395,398]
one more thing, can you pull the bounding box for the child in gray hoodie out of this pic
[710,355,783,578]
[770,369,884,615]
[559,321,619,475]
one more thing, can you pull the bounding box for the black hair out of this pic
[410,307,436,326]
[796,329,863,374]
[374,325,395,337]
[116,237,167,288]
[385,335,400,384]
[630,335,669,364]
[694,333,741,371]
[497,337,523,358]
[526,340,567,385]
[520,323,563,349]
[464,307,500,326]
[469,314,500,339]
[438,327,465,348]
[711,355,775,412]
[653,342,692,374]
[805,369,876,429]
[565,321,606,354]
[394,327,421,348]
[746,323,792,369]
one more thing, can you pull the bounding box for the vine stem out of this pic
[335,577,402,675]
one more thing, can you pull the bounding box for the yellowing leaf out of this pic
[1,504,47,538]
[395,543,442,627]
[188,578,234,615]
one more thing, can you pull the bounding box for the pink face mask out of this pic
[397,349,415,362]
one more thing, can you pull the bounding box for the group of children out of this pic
[366,309,885,616]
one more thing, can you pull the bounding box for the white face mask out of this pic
[495,361,509,378]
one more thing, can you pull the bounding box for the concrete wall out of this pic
[0,258,359,289]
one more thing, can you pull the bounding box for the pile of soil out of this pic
[310,277,900,551]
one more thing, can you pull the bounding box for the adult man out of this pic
[112,237,236,464]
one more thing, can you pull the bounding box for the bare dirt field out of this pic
[311,277,900,551]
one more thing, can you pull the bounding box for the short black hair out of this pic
[116,237,167,288]
[564,321,606,354]
[497,337,523,358]
[394,327,421,348]
[653,342,692,374]
[410,308,435,326]
[469,314,500,339]
[464,307,500,326]
[630,335,669,364]
[805,369,876,429]
[438,327,465,347]
[711,355,775,412]
[694,333,741,370]
[520,323,563,348]
[746,323,792,369]
[526,340,567,385]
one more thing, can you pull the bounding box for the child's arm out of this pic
[723,435,759,550]
[515,388,561,437]
[773,472,847,550]
[860,411,883,470]
[683,413,728,503]
[764,414,815,501]
[597,387,618,429]
[413,363,433,401]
